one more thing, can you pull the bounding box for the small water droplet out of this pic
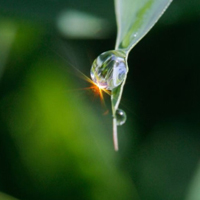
[90,50,128,90]
[133,33,137,37]
[116,108,126,126]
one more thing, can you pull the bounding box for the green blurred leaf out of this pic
[6,60,136,199]
[186,162,200,200]
[0,20,16,79]
[0,192,18,200]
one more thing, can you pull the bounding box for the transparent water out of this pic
[90,50,127,90]
[116,108,127,126]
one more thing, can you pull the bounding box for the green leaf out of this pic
[111,0,172,150]
[115,0,172,52]
[111,74,127,151]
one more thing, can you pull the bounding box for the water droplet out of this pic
[116,108,126,126]
[133,33,137,37]
[90,50,128,90]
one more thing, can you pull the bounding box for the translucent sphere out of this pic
[116,108,127,126]
[90,50,127,90]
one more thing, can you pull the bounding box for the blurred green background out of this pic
[0,0,200,200]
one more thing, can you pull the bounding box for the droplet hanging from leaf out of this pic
[116,108,127,126]
[90,0,173,151]
[90,50,127,90]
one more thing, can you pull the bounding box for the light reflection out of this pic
[75,67,111,108]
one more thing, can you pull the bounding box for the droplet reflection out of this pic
[90,50,127,90]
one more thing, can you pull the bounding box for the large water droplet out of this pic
[90,50,127,90]
[116,108,126,126]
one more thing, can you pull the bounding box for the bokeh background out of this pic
[0,0,200,199]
